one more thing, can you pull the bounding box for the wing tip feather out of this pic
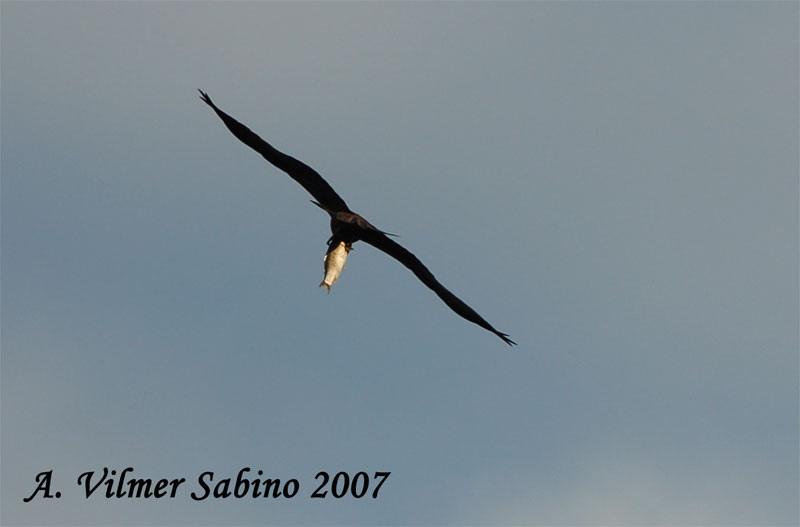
[197,89,214,108]
[497,332,517,346]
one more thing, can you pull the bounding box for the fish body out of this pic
[319,241,350,293]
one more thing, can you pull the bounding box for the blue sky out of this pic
[2,2,797,525]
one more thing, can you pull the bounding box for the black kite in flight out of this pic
[199,90,515,345]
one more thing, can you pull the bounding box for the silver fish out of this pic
[319,241,350,293]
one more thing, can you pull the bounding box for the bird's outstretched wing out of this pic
[359,229,516,346]
[199,90,350,212]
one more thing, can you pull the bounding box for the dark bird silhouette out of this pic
[199,90,515,346]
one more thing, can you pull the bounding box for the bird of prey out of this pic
[199,90,515,346]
